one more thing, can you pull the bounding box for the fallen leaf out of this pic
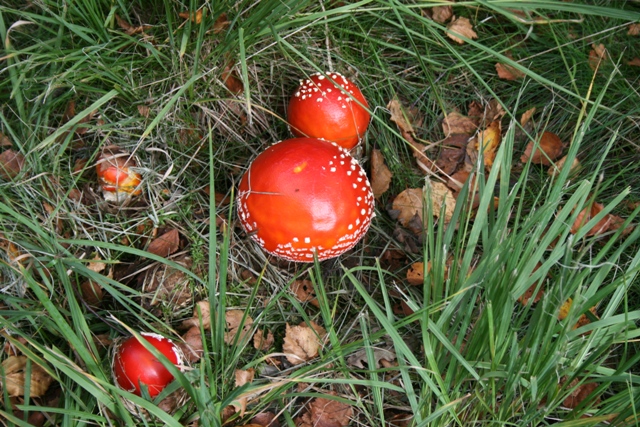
[235,368,255,387]
[627,57,640,67]
[290,279,320,307]
[225,310,254,345]
[0,132,11,147]
[180,326,204,362]
[435,134,469,175]
[496,62,524,80]
[562,378,600,409]
[347,347,396,369]
[146,228,180,258]
[520,107,536,127]
[308,392,353,427]
[520,131,563,165]
[371,149,393,198]
[222,63,243,94]
[87,254,107,273]
[388,99,435,173]
[406,261,428,286]
[548,155,581,177]
[251,412,280,427]
[627,23,640,36]
[431,5,453,23]
[115,14,150,35]
[140,256,193,312]
[282,321,326,365]
[178,9,203,24]
[442,111,477,136]
[427,180,457,224]
[387,412,413,427]
[588,43,608,71]
[213,13,230,34]
[137,105,150,118]
[388,99,414,135]
[253,329,275,352]
[570,202,612,237]
[80,280,104,306]
[1,356,54,397]
[0,149,25,179]
[558,299,598,329]
[391,188,423,233]
[446,16,477,44]
[181,300,211,330]
[472,120,501,170]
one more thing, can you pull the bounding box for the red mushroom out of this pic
[237,137,375,262]
[96,146,142,202]
[112,333,182,397]
[287,72,370,150]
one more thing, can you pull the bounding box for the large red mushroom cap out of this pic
[237,137,375,262]
[287,72,370,150]
[96,146,142,202]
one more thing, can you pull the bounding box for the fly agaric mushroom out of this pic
[96,146,142,202]
[237,137,375,262]
[287,72,370,150]
[112,333,182,397]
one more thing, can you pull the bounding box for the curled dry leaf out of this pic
[391,188,423,233]
[519,107,536,127]
[1,356,54,397]
[137,105,150,118]
[562,378,600,409]
[213,13,230,34]
[548,155,581,177]
[406,261,429,286]
[446,16,478,44]
[115,14,150,35]
[0,149,25,180]
[233,368,255,415]
[570,202,612,237]
[427,180,456,225]
[371,149,393,199]
[588,43,608,71]
[178,9,203,24]
[347,347,397,369]
[307,392,353,427]
[222,63,244,94]
[80,279,104,307]
[0,132,11,147]
[180,326,204,363]
[290,279,319,307]
[225,310,254,345]
[628,23,640,36]
[388,99,435,173]
[253,329,275,352]
[251,411,280,427]
[558,298,598,329]
[442,111,477,136]
[472,120,501,170]
[387,99,414,135]
[182,300,211,330]
[431,4,453,23]
[435,134,469,176]
[282,321,326,365]
[496,62,525,80]
[146,228,180,258]
[140,256,193,313]
[627,57,640,67]
[520,131,563,165]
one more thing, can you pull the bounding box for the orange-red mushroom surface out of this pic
[237,138,375,262]
[287,72,370,149]
[96,146,142,202]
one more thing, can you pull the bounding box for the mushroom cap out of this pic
[96,146,142,201]
[237,137,375,262]
[287,72,370,150]
[112,333,181,397]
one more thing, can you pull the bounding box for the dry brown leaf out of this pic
[588,43,608,71]
[406,261,429,286]
[253,329,275,352]
[0,132,12,148]
[290,280,319,307]
[474,120,502,170]
[570,202,612,237]
[0,149,25,180]
[388,99,435,173]
[496,62,525,80]
[181,300,211,330]
[251,412,280,427]
[180,326,204,363]
[388,99,414,135]
[80,280,104,306]
[308,392,353,427]
[431,5,453,23]
[520,107,536,127]
[391,188,423,232]
[387,412,413,427]
[137,105,150,118]
[115,14,150,35]
[428,180,457,224]
[282,321,326,365]
[442,111,477,136]
[371,149,393,198]
[87,254,107,273]
[562,378,600,409]
[146,228,180,258]
[222,63,243,94]
[1,356,54,397]
[213,13,230,34]
[346,347,396,369]
[627,57,640,67]
[235,368,255,387]
[178,9,203,24]
[446,16,477,44]
[558,299,598,329]
[627,23,640,36]
[548,155,581,177]
[520,131,563,165]
[225,310,254,345]
[435,134,469,175]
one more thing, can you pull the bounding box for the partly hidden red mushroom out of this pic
[112,333,182,397]
[237,137,375,262]
[96,145,142,202]
[287,72,370,150]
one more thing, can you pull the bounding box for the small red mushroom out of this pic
[287,72,370,150]
[237,137,375,262]
[112,333,182,397]
[96,146,142,202]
